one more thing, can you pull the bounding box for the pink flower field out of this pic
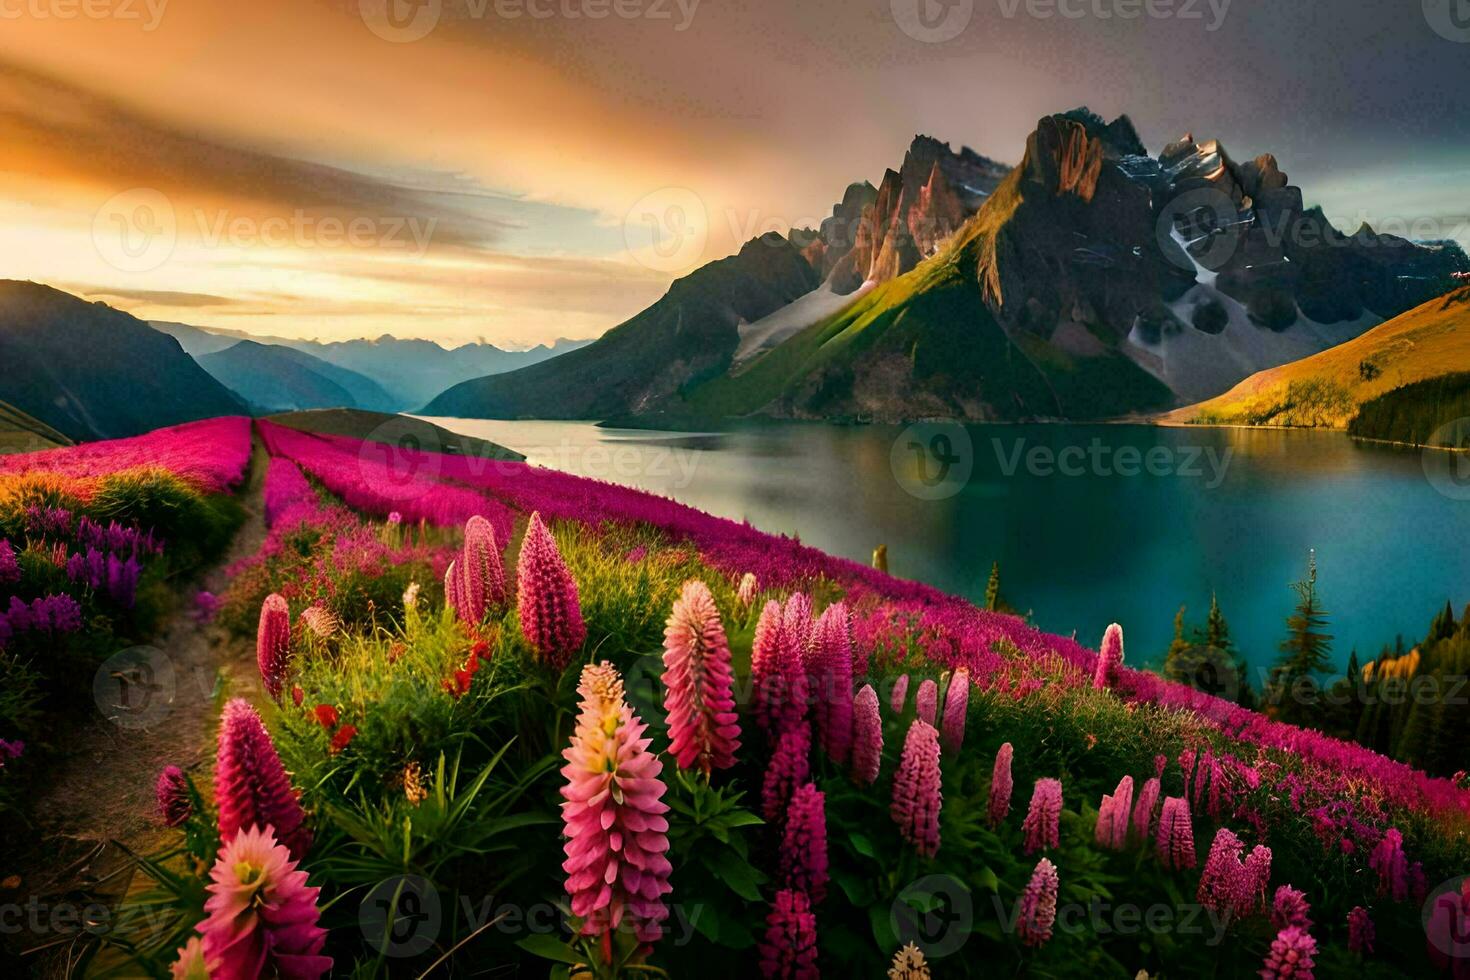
[5,418,1470,979]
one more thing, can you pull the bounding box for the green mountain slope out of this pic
[0,398,69,455]
[198,340,396,413]
[0,281,244,440]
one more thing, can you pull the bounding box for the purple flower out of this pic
[0,541,19,584]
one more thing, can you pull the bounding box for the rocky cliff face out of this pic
[797,135,1010,293]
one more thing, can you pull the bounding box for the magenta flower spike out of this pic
[1272,885,1313,931]
[939,669,969,755]
[1022,778,1063,854]
[214,699,310,860]
[915,678,938,726]
[809,602,854,763]
[759,889,818,979]
[459,514,505,622]
[1092,622,1124,689]
[1017,857,1059,948]
[890,673,910,714]
[156,764,191,828]
[255,593,291,699]
[850,684,883,785]
[661,580,741,776]
[516,512,587,669]
[1260,926,1317,980]
[1131,776,1161,842]
[559,662,673,944]
[762,721,812,823]
[197,825,331,980]
[1347,906,1374,955]
[1155,796,1196,871]
[779,783,828,903]
[1095,775,1134,851]
[891,719,942,858]
[988,742,1014,828]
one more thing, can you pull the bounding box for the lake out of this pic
[421,416,1470,680]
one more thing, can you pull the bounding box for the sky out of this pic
[0,0,1466,347]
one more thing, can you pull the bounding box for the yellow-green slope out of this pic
[0,399,69,455]
[1165,286,1470,427]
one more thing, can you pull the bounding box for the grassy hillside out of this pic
[1347,371,1470,446]
[1167,285,1470,427]
[0,398,69,454]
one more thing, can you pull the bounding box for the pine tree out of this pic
[1278,550,1333,677]
[985,561,1001,612]
[1204,592,1231,653]
[1164,605,1190,675]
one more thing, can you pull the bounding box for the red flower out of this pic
[329,725,357,755]
[312,704,339,729]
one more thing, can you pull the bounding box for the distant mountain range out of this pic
[0,281,244,441]
[427,108,1469,424]
[196,340,397,414]
[152,321,591,411]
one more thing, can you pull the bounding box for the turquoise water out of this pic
[422,417,1470,679]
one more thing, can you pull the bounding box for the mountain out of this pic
[150,321,591,410]
[0,281,244,440]
[667,110,1468,422]
[1165,285,1470,428]
[0,398,69,455]
[423,233,822,419]
[197,341,396,413]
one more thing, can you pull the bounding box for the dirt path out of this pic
[2,437,269,976]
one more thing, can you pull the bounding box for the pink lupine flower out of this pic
[1153,753,1167,780]
[1179,747,1198,801]
[762,721,811,822]
[890,673,910,713]
[939,669,969,755]
[1260,925,1317,980]
[459,514,505,622]
[779,783,828,903]
[809,602,854,763]
[1132,776,1161,842]
[751,598,807,737]
[516,512,587,670]
[1095,775,1134,851]
[737,572,758,607]
[170,936,215,980]
[1369,828,1409,901]
[915,678,938,725]
[198,825,331,980]
[156,764,191,828]
[850,684,883,785]
[1155,796,1196,870]
[661,580,741,776]
[560,662,672,944]
[988,743,1014,827]
[1197,827,1246,914]
[1426,879,1470,973]
[255,594,291,699]
[1022,778,1062,854]
[891,719,942,858]
[1272,885,1313,930]
[1092,622,1123,689]
[215,699,310,860]
[0,540,18,584]
[759,889,818,979]
[1347,906,1374,955]
[1244,844,1273,915]
[1017,858,1059,948]
[783,592,814,656]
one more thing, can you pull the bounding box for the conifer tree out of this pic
[985,561,1001,612]
[1278,550,1333,677]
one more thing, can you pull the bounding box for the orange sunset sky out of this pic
[1,0,1465,347]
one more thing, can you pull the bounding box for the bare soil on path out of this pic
[1,437,270,977]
